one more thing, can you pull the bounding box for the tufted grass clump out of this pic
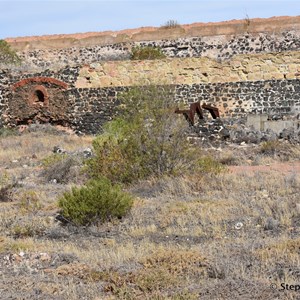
[41,154,81,184]
[259,140,280,155]
[18,190,42,213]
[197,156,227,175]
[58,178,134,226]
[131,46,166,60]
[258,140,295,160]
[0,127,18,138]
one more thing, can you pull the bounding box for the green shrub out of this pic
[58,178,134,226]
[87,116,151,183]
[131,46,166,60]
[197,156,227,175]
[0,40,21,65]
[41,153,67,168]
[87,85,199,184]
[0,127,18,138]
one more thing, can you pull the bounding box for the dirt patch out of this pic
[229,161,300,175]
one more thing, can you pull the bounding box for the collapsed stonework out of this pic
[189,114,300,147]
[1,16,300,134]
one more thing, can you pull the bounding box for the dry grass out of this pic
[0,130,300,299]
[0,129,92,167]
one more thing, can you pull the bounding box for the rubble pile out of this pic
[191,116,300,146]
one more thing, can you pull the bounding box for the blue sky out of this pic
[0,0,299,39]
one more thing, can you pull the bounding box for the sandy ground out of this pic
[229,161,300,175]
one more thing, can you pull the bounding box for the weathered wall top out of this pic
[6,16,300,51]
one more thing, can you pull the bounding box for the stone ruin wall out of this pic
[1,16,300,133]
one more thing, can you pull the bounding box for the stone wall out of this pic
[1,66,300,133]
[70,79,300,133]
[1,16,300,133]
[175,79,300,116]
[8,30,300,71]
[75,51,300,88]
[64,78,300,133]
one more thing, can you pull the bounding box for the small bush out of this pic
[58,178,134,226]
[0,127,18,138]
[87,85,199,184]
[41,154,81,184]
[131,46,166,60]
[161,20,180,29]
[0,40,21,65]
[41,153,67,168]
[18,190,42,213]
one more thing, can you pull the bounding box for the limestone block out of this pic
[99,76,114,87]
[247,114,268,131]
[247,73,262,81]
[264,120,296,134]
[288,64,299,72]
[75,78,89,88]
[264,72,284,80]
[286,72,299,79]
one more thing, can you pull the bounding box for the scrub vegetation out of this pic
[0,86,299,299]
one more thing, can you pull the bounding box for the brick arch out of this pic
[12,77,68,91]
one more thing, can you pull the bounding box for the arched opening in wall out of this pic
[30,85,49,107]
[34,90,45,103]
